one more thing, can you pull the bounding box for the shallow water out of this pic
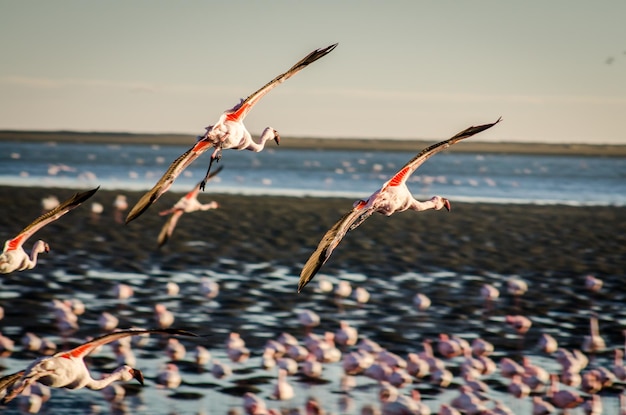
[1,256,625,414]
[1,140,625,206]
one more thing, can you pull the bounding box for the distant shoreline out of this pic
[1,130,625,157]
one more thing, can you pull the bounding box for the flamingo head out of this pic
[272,129,280,146]
[432,196,451,211]
[130,368,144,385]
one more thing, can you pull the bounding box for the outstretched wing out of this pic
[57,328,199,360]
[298,203,376,293]
[224,43,338,123]
[126,143,211,223]
[157,210,183,247]
[3,187,99,253]
[0,370,25,398]
[383,118,502,189]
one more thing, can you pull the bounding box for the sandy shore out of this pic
[3,186,625,281]
[2,130,626,156]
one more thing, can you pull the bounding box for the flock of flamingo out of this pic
[0,42,619,414]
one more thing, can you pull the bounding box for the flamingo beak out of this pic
[131,368,145,385]
[443,198,451,212]
[274,135,280,146]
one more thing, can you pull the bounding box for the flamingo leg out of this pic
[200,150,222,191]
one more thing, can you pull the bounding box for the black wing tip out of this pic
[125,193,157,224]
[73,186,100,204]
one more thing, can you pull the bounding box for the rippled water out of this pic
[0,139,625,413]
[1,256,625,414]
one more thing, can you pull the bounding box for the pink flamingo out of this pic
[531,395,555,415]
[0,328,196,403]
[537,333,558,354]
[298,119,501,291]
[505,315,532,334]
[584,274,603,292]
[437,333,462,359]
[335,321,358,347]
[157,166,222,247]
[612,348,626,381]
[271,369,294,400]
[548,373,584,411]
[0,188,98,274]
[156,363,182,389]
[413,293,431,311]
[125,44,338,223]
[582,313,606,354]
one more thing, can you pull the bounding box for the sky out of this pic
[1,1,625,144]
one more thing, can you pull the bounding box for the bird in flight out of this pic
[0,328,198,404]
[298,118,502,292]
[157,166,223,247]
[0,187,99,274]
[126,43,338,224]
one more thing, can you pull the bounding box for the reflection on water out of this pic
[1,258,625,414]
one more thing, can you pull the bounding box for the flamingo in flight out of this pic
[0,187,99,274]
[157,166,223,247]
[126,43,338,224]
[298,118,501,292]
[0,328,198,404]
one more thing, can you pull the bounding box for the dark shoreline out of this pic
[2,185,625,282]
[1,130,625,157]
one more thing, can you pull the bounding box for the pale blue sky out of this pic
[1,1,625,143]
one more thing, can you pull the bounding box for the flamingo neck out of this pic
[411,198,439,212]
[245,127,276,152]
[83,366,130,390]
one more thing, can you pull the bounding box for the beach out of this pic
[3,186,625,280]
[1,185,626,414]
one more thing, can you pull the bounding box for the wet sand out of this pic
[1,185,626,414]
[3,186,624,280]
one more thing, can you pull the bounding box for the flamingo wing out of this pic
[224,43,338,123]
[383,118,502,189]
[57,328,199,360]
[126,145,226,223]
[3,187,99,253]
[158,210,183,247]
[126,145,208,223]
[0,370,25,398]
[298,203,375,292]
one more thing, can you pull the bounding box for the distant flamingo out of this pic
[0,328,196,403]
[271,369,294,400]
[582,313,606,354]
[125,43,338,223]
[413,293,431,311]
[548,373,584,411]
[335,321,358,347]
[40,195,59,213]
[157,166,222,247]
[584,275,603,292]
[506,277,528,297]
[156,363,182,389]
[298,119,501,291]
[211,360,232,379]
[0,188,98,274]
[531,395,555,415]
[505,315,532,334]
[113,194,128,223]
[537,333,558,354]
